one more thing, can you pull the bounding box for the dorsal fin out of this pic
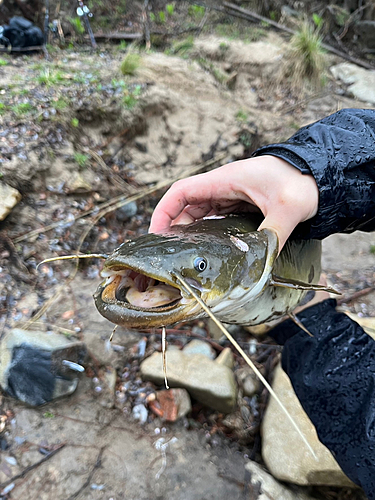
[270,275,341,295]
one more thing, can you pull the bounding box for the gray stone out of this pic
[215,347,234,369]
[0,182,22,221]
[140,350,237,413]
[245,461,315,500]
[182,339,215,359]
[330,63,375,105]
[354,20,375,50]
[115,201,138,222]
[261,363,355,487]
[0,329,86,406]
[235,367,260,397]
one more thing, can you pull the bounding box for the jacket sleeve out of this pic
[270,299,375,500]
[252,108,375,240]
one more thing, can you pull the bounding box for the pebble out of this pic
[140,350,237,413]
[132,404,148,424]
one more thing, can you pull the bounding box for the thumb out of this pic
[258,214,298,254]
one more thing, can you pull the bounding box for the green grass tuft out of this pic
[120,53,141,76]
[285,22,327,88]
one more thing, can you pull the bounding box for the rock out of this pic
[140,350,237,413]
[95,367,117,408]
[0,329,86,406]
[245,461,315,500]
[215,347,234,369]
[132,404,148,424]
[154,388,192,422]
[235,367,260,397]
[354,21,375,50]
[207,319,225,342]
[0,182,22,221]
[330,63,375,105]
[262,363,355,487]
[115,201,138,222]
[182,339,215,359]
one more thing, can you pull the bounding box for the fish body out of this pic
[94,215,322,328]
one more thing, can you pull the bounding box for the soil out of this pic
[0,18,373,500]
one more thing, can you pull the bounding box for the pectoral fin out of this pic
[271,275,341,295]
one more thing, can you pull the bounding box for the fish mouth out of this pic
[99,267,186,312]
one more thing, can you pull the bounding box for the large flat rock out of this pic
[262,363,355,487]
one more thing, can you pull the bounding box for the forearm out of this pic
[253,108,375,239]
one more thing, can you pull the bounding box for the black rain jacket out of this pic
[253,108,375,499]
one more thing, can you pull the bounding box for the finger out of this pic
[171,203,213,226]
[258,214,300,254]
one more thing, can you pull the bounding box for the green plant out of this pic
[54,97,69,110]
[37,68,65,86]
[169,36,194,55]
[312,13,324,29]
[118,40,127,51]
[69,16,85,35]
[0,102,7,114]
[150,12,156,22]
[219,42,229,52]
[235,110,248,123]
[188,4,205,20]
[158,11,166,23]
[43,411,55,418]
[370,245,375,255]
[166,3,175,15]
[12,102,32,115]
[71,117,79,127]
[284,22,326,88]
[120,53,141,76]
[123,92,137,109]
[0,58,8,66]
[74,152,89,168]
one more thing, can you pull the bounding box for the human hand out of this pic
[149,156,319,252]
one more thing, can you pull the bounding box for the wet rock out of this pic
[0,329,86,406]
[262,363,355,487]
[0,182,22,221]
[235,367,260,397]
[154,388,192,422]
[245,461,315,500]
[140,350,237,413]
[182,339,215,359]
[215,347,234,369]
[330,63,375,105]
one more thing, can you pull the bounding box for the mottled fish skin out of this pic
[94,215,322,328]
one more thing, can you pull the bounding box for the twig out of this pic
[335,2,372,40]
[67,447,105,500]
[223,1,375,70]
[0,443,66,490]
[337,286,375,306]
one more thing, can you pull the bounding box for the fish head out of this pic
[94,216,279,328]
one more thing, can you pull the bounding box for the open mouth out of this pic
[100,268,183,310]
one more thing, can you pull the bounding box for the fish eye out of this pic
[193,257,207,272]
